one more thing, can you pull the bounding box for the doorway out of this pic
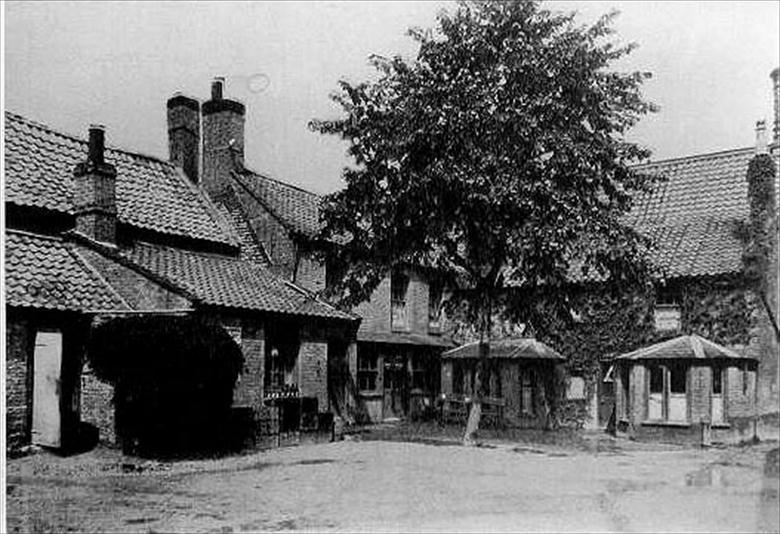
[383,352,407,420]
[32,331,63,448]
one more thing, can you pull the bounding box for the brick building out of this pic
[4,110,357,454]
[586,68,780,433]
[175,79,453,424]
[613,335,759,444]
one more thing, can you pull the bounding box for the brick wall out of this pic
[299,338,329,413]
[6,316,32,450]
[726,363,757,418]
[221,317,265,410]
[629,364,646,427]
[80,364,116,445]
[295,250,326,293]
[689,365,711,423]
[355,268,446,338]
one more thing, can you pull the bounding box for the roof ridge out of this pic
[5,228,65,242]
[5,110,175,168]
[239,166,321,199]
[633,146,756,169]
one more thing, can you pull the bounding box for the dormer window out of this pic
[391,270,409,330]
[428,281,443,332]
[654,284,681,333]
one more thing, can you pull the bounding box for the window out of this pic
[566,376,586,400]
[357,349,379,392]
[265,332,300,393]
[649,366,664,394]
[428,281,443,331]
[712,366,723,395]
[654,284,681,333]
[411,355,433,391]
[742,362,749,396]
[647,363,689,422]
[453,362,464,395]
[519,368,535,416]
[391,271,409,330]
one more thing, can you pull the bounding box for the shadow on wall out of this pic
[87,315,244,459]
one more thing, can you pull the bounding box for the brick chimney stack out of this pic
[167,93,201,183]
[755,120,768,155]
[771,68,779,146]
[201,77,245,198]
[73,125,117,244]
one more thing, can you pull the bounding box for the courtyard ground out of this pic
[5,429,779,533]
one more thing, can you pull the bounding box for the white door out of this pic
[668,394,687,421]
[648,393,663,420]
[32,331,63,448]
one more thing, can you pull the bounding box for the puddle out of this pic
[685,464,729,487]
[292,459,336,466]
[512,447,548,455]
[124,517,159,524]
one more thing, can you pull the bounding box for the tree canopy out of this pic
[311,0,657,318]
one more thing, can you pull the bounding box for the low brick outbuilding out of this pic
[613,334,759,444]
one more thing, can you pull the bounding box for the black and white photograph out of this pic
[2,1,779,532]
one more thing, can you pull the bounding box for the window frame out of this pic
[428,280,444,332]
[357,348,380,393]
[390,270,409,331]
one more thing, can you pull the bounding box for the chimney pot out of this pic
[211,77,225,101]
[88,124,105,165]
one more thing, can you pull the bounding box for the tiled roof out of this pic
[121,242,355,320]
[232,170,322,238]
[442,338,565,361]
[5,230,130,312]
[615,334,754,361]
[357,331,454,348]
[216,202,269,265]
[628,147,780,279]
[4,112,239,247]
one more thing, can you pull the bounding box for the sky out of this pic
[4,1,779,195]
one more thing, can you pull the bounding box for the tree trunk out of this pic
[463,291,493,446]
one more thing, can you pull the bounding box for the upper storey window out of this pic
[428,281,443,332]
[654,284,681,333]
[391,270,409,330]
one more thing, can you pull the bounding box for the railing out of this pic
[438,393,505,427]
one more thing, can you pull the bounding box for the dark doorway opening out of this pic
[87,315,243,458]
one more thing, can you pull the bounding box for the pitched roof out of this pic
[628,147,779,279]
[231,169,322,238]
[120,242,356,320]
[615,334,754,361]
[442,338,565,361]
[4,112,239,248]
[5,230,130,312]
[357,331,454,348]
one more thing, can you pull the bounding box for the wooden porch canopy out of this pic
[614,334,756,361]
[442,338,566,361]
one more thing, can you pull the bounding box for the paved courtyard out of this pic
[5,436,779,533]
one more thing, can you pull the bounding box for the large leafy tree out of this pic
[311,0,658,443]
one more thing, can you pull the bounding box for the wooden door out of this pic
[383,353,407,420]
[32,331,63,448]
